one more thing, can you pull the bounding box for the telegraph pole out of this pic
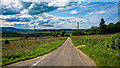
[77,22,79,29]
[77,22,80,36]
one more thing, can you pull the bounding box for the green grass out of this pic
[0,37,22,41]
[71,34,120,66]
[2,37,67,66]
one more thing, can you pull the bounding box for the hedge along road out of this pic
[4,37,96,67]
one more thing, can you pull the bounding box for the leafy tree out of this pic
[72,30,83,36]
[98,18,107,34]
[50,32,53,36]
[107,23,116,34]
[68,34,70,37]
[90,26,97,34]
[115,22,120,32]
[99,18,106,28]
[61,31,66,36]
[55,32,59,37]
[72,19,120,35]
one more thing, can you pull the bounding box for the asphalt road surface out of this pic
[4,37,96,68]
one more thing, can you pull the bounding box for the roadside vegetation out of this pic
[71,33,120,66]
[2,37,67,66]
[72,18,120,35]
[71,18,120,66]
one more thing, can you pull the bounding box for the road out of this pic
[4,37,96,67]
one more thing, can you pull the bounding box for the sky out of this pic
[0,0,119,29]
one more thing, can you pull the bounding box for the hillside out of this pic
[1,27,84,33]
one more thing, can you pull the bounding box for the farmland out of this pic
[71,33,120,66]
[0,37,22,41]
[2,37,67,66]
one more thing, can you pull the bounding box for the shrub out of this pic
[24,36,28,39]
[5,39,9,44]
[20,38,23,40]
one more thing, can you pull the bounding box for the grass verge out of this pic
[71,34,120,66]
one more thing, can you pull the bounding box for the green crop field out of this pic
[2,37,67,66]
[71,33,120,66]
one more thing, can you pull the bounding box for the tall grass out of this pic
[2,37,67,66]
[71,34,120,66]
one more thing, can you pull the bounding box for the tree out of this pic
[90,26,97,34]
[61,31,66,36]
[98,18,107,34]
[55,32,59,37]
[115,22,120,32]
[107,23,116,34]
[72,30,83,36]
[68,34,70,37]
[99,18,106,28]
[50,32,53,36]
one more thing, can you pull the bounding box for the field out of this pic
[2,37,67,66]
[71,33,120,66]
[0,37,23,41]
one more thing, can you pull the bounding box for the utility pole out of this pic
[34,26,36,42]
[77,22,79,29]
[77,22,80,36]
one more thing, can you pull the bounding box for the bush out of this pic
[20,38,23,40]
[5,39,9,44]
[24,36,28,39]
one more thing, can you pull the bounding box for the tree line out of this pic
[72,18,120,36]
[49,31,70,37]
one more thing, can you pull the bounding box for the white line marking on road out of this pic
[33,61,40,66]
[30,55,47,68]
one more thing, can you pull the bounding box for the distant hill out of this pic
[1,27,85,33]
[0,27,27,33]
[39,29,84,33]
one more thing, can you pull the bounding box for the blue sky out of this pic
[0,0,119,29]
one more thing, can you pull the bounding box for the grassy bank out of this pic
[2,37,67,66]
[71,34,120,66]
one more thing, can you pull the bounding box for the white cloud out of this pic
[97,11,106,14]
[88,12,94,15]
[21,9,29,14]
[0,21,28,27]
[70,10,78,15]
[0,0,86,15]
[88,11,106,15]
[1,13,87,29]
[48,0,68,7]
[19,14,33,18]
[0,0,23,15]
[79,5,87,8]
